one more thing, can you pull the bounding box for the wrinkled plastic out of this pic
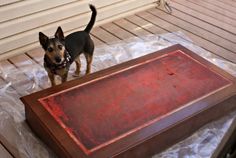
[0,32,235,158]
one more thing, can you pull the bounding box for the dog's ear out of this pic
[55,26,65,42]
[39,32,49,50]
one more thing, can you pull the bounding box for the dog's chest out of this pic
[45,65,68,76]
[44,56,71,76]
[55,68,67,76]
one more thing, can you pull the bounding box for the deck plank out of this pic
[91,35,105,46]
[187,0,236,20]
[126,15,168,35]
[149,8,236,54]
[113,18,151,38]
[91,27,121,44]
[26,47,44,66]
[176,0,236,27]
[0,143,13,158]
[218,0,236,7]
[168,7,236,43]
[9,54,40,68]
[171,0,236,35]
[137,11,235,62]
[101,22,135,40]
[203,0,236,13]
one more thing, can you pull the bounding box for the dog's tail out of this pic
[84,4,97,33]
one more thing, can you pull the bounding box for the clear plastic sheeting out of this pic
[0,31,235,158]
[154,111,236,158]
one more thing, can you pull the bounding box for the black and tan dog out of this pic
[39,4,97,86]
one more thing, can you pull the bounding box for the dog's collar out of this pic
[56,52,72,69]
[44,51,72,74]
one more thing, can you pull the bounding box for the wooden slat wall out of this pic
[0,0,21,6]
[0,0,156,60]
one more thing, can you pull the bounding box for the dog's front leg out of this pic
[47,71,56,86]
[61,72,68,83]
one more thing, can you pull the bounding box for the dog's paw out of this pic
[72,71,81,77]
[86,69,91,75]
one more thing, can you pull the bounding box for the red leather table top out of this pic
[39,50,230,154]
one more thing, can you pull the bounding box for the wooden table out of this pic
[211,118,236,158]
[21,44,236,158]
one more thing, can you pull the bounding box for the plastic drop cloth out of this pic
[0,31,235,158]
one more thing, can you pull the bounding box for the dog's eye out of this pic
[58,45,63,50]
[47,47,53,52]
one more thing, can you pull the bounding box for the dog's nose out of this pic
[55,56,61,63]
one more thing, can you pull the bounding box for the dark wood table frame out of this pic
[212,118,236,158]
[21,44,236,158]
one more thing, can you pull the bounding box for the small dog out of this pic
[39,4,97,86]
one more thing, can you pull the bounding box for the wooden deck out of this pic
[2,0,236,65]
[0,0,236,157]
[2,0,236,68]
